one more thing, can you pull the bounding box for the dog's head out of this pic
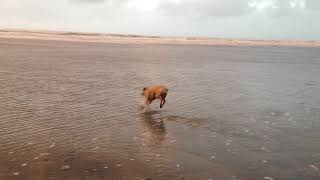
[159,88,168,108]
[160,88,168,99]
[142,87,148,95]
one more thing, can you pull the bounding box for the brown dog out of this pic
[142,85,168,111]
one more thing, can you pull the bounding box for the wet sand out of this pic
[0,38,320,180]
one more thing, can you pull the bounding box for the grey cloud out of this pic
[266,1,303,17]
[69,0,107,3]
[0,0,319,40]
[306,0,320,10]
[69,0,128,4]
[157,0,318,19]
[158,0,252,18]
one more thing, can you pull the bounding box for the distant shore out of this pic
[1,29,319,47]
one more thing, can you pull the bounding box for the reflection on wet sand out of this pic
[141,111,167,144]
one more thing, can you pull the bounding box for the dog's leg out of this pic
[143,97,151,112]
[143,98,148,112]
[144,101,152,112]
[160,98,166,108]
[160,99,163,108]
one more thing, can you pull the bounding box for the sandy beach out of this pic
[1,29,320,47]
[0,37,320,180]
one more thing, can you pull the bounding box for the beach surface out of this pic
[0,36,320,180]
[1,29,320,47]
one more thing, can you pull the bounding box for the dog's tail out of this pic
[141,87,147,95]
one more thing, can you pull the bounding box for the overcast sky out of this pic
[0,0,319,40]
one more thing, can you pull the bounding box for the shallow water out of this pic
[0,38,320,180]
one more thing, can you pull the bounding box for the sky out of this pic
[0,0,319,40]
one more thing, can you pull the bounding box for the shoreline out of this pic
[1,29,319,47]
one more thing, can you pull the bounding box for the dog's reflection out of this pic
[141,110,166,144]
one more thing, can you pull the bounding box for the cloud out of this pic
[305,0,320,10]
[68,0,129,5]
[69,0,107,3]
[158,0,252,18]
[0,0,319,40]
[157,0,319,18]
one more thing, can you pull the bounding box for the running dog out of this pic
[141,85,168,111]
